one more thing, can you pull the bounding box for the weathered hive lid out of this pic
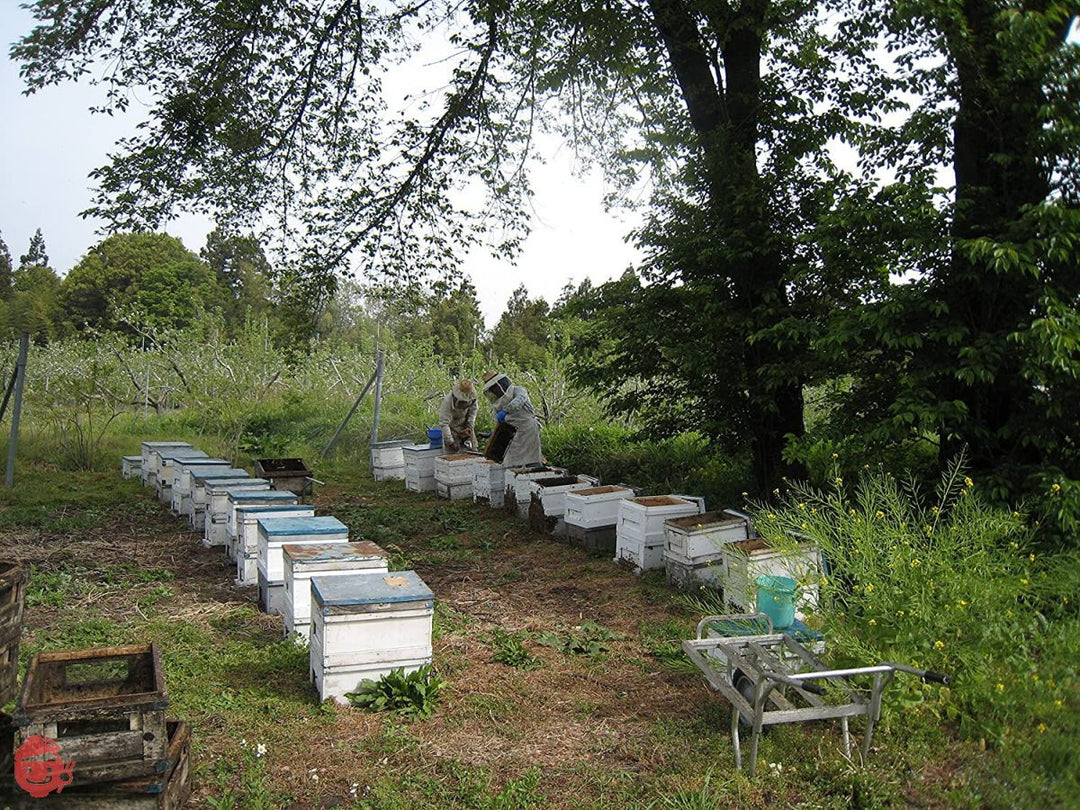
[573,485,633,497]
[193,469,253,482]
[157,448,209,461]
[284,541,387,564]
[141,441,191,450]
[226,489,298,503]
[631,495,692,507]
[666,511,745,530]
[258,516,348,536]
[312,570,432,608]
[236,503,315,517]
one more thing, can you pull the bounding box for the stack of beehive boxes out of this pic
[257,517,350,615]
[234,503,317,586]
[662,510,752,590]
[527,474,599,537]
[139,441,192,488]
[403,444,443,492]
[10,643,191,806]
[202,481,276,547]
[283,542,389,641]
[722,536,823,618]
[186,467,255,529]
[369,440,411,481]
[564,485,636,554]
[504,466,568,519]
[309,571,434,705]
[434,453,477,500]
[471,459,505,508]
[170,459,233,517]
[615,495,705,573]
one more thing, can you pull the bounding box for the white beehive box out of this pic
[472,459,505,508]
[721,538,822,618]
[527,475,600,536]
[202,481,273,547]
[187,469,252,526]
[435,453,477,500]
[370,440,411,481]
[257,517,349,615]
[664,510,752,564]
[154,449,208,503]
[140,441,191,486]
[121,455,142,479]
[505,466,568,518]
[309,570,434,705]
[564,485,636,530]
[221,490,299,558]
[403,444,442,492]
[171,459,232,514]
[235,504,316,585]
[283,542,389,642]
[615,495,705,573]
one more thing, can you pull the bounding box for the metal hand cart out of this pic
[682,613,950,776]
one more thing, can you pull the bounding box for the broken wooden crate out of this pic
[0,561,27,706]
[4,720,193,809]
[615,495,705,573]
[504,466,568,519]
[254,457,313,497]
[663,509,753,590]
[169,458,232,516]
[257,517,349,615]
[121,455,142,480]
[202,481,274,548]
[309,571,433,705]
[13,644,170,786]
[471,458,505,508]
[369,440,411,481]
[403,444,443,492]
[139,442,191,487]
[527,475,600,537]
[234,504,317,586]
[434,453,477,500]
[564,485,636,554]
[722,538,822,618]
[283,542,389,642]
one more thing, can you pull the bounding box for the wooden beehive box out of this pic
[434,453,477,500]
[564,485,636,530]
[13,644,169,786]
[370,440,411,481]
[527,475,600,536]
[0,562,26,706]
[201,482,274,548]
[169,459,231,515]
[615,495,705,573]
[234,504,316,586]
[403,444,442,492]
[187,469,250,527]
[121,456,142,480]
[721,537,822,617]
[152,450,208,503]
[504,466,567,518]
[254,458,313,496]
[471,459,505,508]
[283,542,389,642]
[5,720,193,809]
[309,571,433,705]
[224,490,299,556]
[257,517,349,615]
[663,510,751,564]
[139,442,191,487]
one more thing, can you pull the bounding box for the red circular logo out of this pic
[14,735,76,798]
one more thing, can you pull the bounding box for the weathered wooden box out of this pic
[403,444,442,492]
[370,440,411,481]
[527,475,600,536]
[283,542,389,642]
[0,562,26,706]
[224,490,300,557]
[663,510,752,591]
[152,450,208,504]
[5,720,193,809]
[169,459,232,515]
[121,456,142,480]
[566,524,618,555]
[721,538,822,617]
[505,466,567,519]
[201,482,274,548]
[13,644,169,786]
[309,571,433,705]
[471,459,505,508]
[139,442,191,487]
[257,517,349,615]
[234,504,316,586]
[254,457,313,497]
[615,495,705,573]
[564,485,636,531]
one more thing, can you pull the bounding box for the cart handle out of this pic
[695,613,773,639]
[759,670,827,696]
[787,663,951,686]
[882,662,951,686]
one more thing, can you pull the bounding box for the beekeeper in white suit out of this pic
[439,379,478,452]
[482,371,543,467]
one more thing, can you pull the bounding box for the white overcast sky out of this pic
[0,5,641,328]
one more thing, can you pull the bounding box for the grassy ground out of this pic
[0,451,1004,809]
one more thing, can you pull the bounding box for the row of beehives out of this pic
[127,444,434,707]
[0,556,191,806]
[370,441,821,616]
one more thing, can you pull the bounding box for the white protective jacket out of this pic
[491,385,542,467]
[438,393,477,452]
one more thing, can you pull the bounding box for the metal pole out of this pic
[0,366,17,424]
[5,333,30,488]
[319,368,379,459]
[369,349,385,446]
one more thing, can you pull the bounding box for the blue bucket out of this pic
[427,428,443,446]
[755,574,797,629]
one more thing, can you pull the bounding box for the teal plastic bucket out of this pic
[755,574,797,629]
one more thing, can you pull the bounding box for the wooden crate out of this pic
[5,720,192,809]
[14,644,169,786]
[566,524,617,555]
[0,562,27,706]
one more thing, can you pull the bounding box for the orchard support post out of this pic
[5,333,30,489]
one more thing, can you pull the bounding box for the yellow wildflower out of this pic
[1038,723,1047,734]
[831,453,839,459]
[911,558,922,568]
[956,599,968,607]
[864,583,874,593]
[964,476,974,488]
[835,477,844,486]
[1029,553,1036,563]
[1021,578,1029,586]
[767,513,776,519]
[875,510,885,519]
[1051,483,1061,493]
[996,683,1005,692]
[1055,699,1064,708]
[869,619,877,626]
[934,640,945,650]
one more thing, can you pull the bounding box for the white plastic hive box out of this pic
[188,470,253,527]
[154,449,208,501]
[403,444,442,492]
[721,538,822,617]
[202,482,274,547]
[472,459,505,508]
[226,489,300,545]
[663,510,751,565]
[234,504,316,585]
[528,475,599,517]
[370,440,411,481]
[283,542,389,641]
[121,455,142,479]
[564,485,636,530]
[309,570,433,705]
[257,516,349,615]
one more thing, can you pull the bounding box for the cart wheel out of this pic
[733,669,755,730]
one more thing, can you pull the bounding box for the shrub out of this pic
[346,665,444,718]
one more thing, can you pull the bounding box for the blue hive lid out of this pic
[193,469,252,481]
[257,516,347,536]
[142,441,191,450]
[178,459,230,469]
[403,443,442,453]
[312,570,432,607]
[236,503,315,517]
[226,489,297,503]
